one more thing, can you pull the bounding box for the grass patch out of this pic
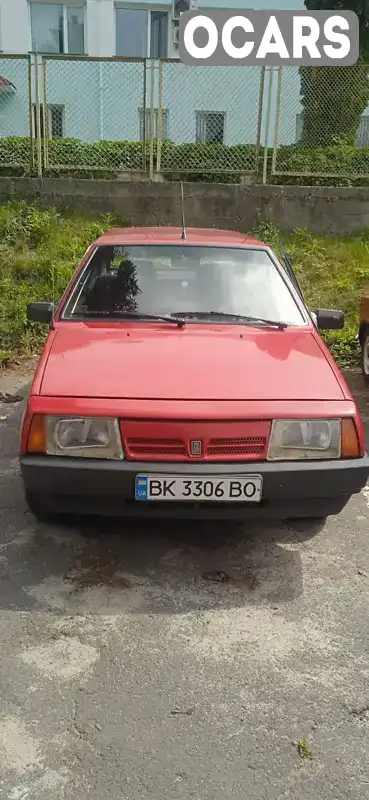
[296,737,313,760]
[0,203,367,368]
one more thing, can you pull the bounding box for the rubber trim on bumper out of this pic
[20,454,369,519]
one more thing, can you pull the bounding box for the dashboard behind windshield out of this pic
[61,244,306,326]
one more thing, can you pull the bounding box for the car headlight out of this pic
[45,416,124,459]
[267,419,341,461]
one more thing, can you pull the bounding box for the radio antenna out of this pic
[180,180,187,240]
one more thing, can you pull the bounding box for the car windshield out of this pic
[62,244,306,326]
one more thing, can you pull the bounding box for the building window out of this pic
[30,3,85,55]
[32,104,65,138]
[139,108,168,141]
[67,7,85,54]
[196,111,225,144]
[116,8,168,58]
[150,12,168,59]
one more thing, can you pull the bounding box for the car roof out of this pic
[93,227,267,248]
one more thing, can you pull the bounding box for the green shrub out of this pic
[0,137,369,185]
[272,144,369,186]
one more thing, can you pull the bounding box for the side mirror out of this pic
[312,308,345,331]
[27,302,55,324]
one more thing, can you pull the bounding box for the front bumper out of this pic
[20,454,369,520]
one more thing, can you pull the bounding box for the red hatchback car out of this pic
[20,226,369,528]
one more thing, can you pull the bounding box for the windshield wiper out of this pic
[170,311,288,330]
[81,311,185,327]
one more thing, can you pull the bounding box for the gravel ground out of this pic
[0,364,368,800]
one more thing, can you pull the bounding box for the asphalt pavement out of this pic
[0,368,369,800]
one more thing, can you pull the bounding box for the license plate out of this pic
[135,474,263,502]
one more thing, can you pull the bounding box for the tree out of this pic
[298,1,369,146]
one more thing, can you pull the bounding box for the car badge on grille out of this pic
[190,440,202,456]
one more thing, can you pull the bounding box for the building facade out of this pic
[0,0,367,149]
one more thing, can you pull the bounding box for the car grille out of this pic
[121,421,270,462]
[207,437,266,456]
[126,438,186,457]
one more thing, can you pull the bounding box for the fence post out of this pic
[255,66,265,173]
[142,60,147,173]
[149,60,155,180]
[34,54,43,177]
[41,57,49,170]
[271,66,282,177]
[28,55,35,171]
[262,67,274,185]
[156,60,163,174]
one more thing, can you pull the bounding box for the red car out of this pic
[20,226,369,529]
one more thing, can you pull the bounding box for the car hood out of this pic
[40,324,344,401]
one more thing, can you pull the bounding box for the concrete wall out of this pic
[0,57,29,139]
[42,59,263,145]
[0,0,30,52]
[1,176,369,234]
[0,0,306,59]
[0,55,274,147]
[1,56,367,147]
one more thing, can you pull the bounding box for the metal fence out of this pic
[38,55,148,175]
[0,54,33,171]
[0,54,368,183]
[269,64,369,181]
[156,59,264,177]
[0,54,265,180]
